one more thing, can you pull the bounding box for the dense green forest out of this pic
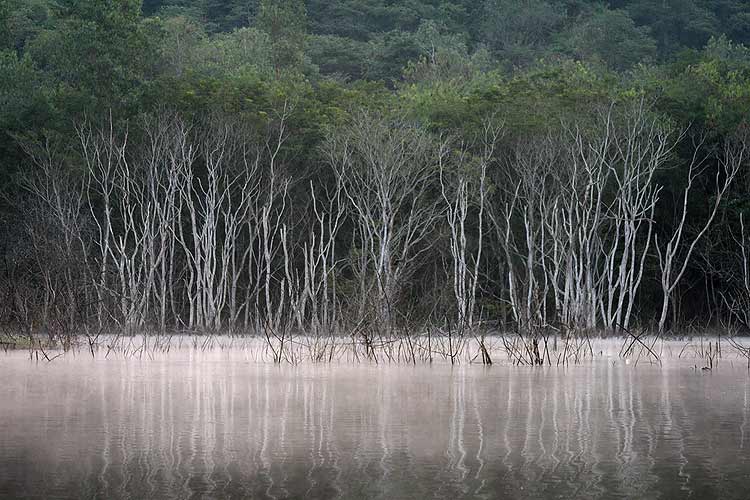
[3,0,750,352]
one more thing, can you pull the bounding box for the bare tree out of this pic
[440,121,502,363]
[656,131,746,332]
[19,138,91,336]
[439,133,488,328]
[597,103,673,331]
[82,113,195,331]
[325,111,441,338]
[489,100,677,338]
[489,133,559,330]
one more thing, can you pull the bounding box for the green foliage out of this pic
[154,15,208,77]
[559,6,657,70]
[26,0,151,115]
[1,0,52,53]
[146,0,258,31]
[306,0,473,42]
[154,16,274,79]
[307,34,369,79]
[0,49,51,191]
[399,58,621,138]
[613,0,750,55]
[481,0,565,67]
[0,1,11,49]
[401,20,481,84]
[364,30,422,84]
[257,0,307,73]
[1,0,750,183]
[632,36,750,133]
[0,50,47,129]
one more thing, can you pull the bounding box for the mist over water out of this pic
[1,343,749,499]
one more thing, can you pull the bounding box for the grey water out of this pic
[1,345,749,499]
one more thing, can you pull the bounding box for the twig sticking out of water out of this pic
[618,324,661,365]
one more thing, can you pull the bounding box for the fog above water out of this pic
[1,339,749,499]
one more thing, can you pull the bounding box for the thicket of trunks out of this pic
[2,99,749,346]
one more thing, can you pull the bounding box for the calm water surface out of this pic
[1,344,749,499]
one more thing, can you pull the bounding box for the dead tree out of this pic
[19,138,91,336]
[440,121,502,363]
[325,110,441,338]
[598,103,674,331]
[489,133,558,330]
[656,131,746,333]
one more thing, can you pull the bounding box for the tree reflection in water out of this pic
[0,345,749,499]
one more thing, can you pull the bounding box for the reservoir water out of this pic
[1,339,749,499]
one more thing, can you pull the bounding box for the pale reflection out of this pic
[470,372,486,498]
[743,382,749,449]
[0,348,749,499]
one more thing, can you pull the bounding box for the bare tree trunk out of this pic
[656,132,746,332]
[325,110,441,338]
